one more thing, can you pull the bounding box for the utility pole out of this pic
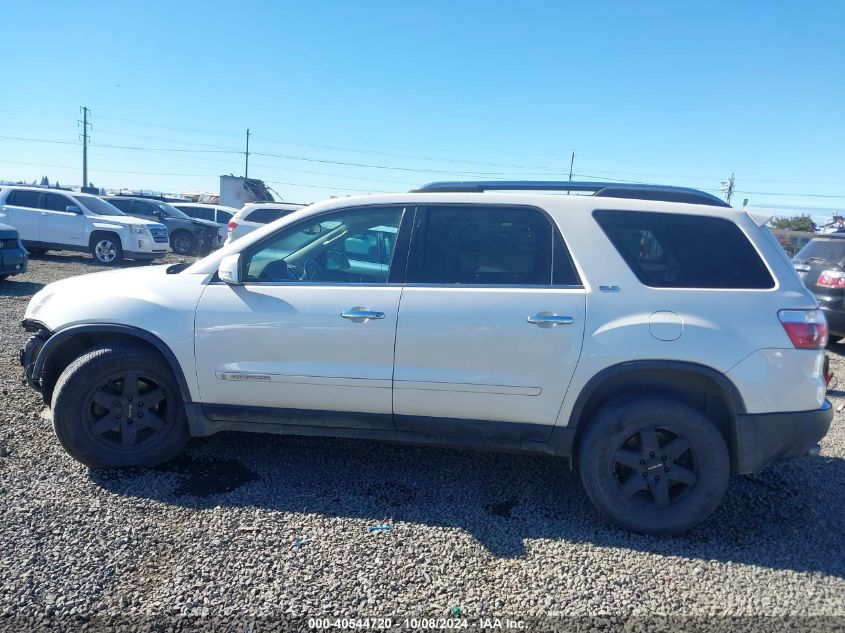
[78,107,92,188]
[244,128,251,178]
[567,150,575,194]
[722,172,735,205]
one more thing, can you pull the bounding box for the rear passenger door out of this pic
[392,205,586,439]
[1,190,42,241]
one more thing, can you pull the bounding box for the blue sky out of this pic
[1,0,843,221]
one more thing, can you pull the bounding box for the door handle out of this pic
[341,308,385,322]
[527,313,574,327]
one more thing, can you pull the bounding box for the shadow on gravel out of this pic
[0,280,44,296]
[30,252,156,268]
[91,432,845,577]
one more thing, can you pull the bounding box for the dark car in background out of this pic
[104,196,221,255]
[0,222,28,281]
[793,233,845,340]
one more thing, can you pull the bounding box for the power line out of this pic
[3,133,845,199]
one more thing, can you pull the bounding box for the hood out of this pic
[188,218,220,229]
[92,214,155,228]
[0,223,19,239]
[24,264,208,333]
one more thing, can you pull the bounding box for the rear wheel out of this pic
[51,344,188,469]
[171,231,195,255]
[578,396,729,534]
[90,233,123,265]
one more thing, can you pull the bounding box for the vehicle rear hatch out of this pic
[793,236,845,310]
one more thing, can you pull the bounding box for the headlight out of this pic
[130,225,146,235]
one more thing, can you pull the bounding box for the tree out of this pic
[770,214,816,233]
[39,176,49,186]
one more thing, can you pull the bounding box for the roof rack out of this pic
[411,181,730,208]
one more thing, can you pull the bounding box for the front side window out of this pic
[42,192,73,212]
[7,190,40,208]
[594,209,774,289]
[407,205,577,286]
[244,206,405,284]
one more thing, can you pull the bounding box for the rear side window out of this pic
[247,208,291,224]
[108,198,132,213]
[180,206,214,221]
[594,210,774,289]
[407,205,579,286]
[7,190,40,208]
[216,210,233,224]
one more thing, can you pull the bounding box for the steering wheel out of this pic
[303,259,325,281]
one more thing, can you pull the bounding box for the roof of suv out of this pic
[412,181,730,207]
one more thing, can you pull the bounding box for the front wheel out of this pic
[90,233,123,265]
[51,344,188,468]
[171,231,195,255]
[578,396,729,535]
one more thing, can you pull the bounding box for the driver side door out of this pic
[193,204,412,430]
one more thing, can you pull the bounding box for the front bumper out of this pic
[124,249,168,261]
[0,247,28,276]
[20,324,50,392]
[734,400,833,474]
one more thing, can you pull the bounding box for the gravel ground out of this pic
[1,251,844,631]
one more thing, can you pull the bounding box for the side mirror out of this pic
[301,224,323,236]
[65,205,81,214]
[218,253,242,285]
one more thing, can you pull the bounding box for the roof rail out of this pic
[410,181,731,208]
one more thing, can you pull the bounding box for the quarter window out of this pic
[407,205,578,286]
[7,190,40,208]
[244,206,405,284]
[593,210,774,289]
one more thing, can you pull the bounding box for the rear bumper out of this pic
[734,400,833,474]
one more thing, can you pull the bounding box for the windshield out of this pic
[794,239,845,266]
[74,195,125,216]
[156,202,191,219]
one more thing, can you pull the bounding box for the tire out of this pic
[90,232,123,265]
[578,396,729,535]
[51,344,188,469]
[171,231,195,256]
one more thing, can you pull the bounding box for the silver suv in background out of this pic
[225,202,306,244]
[0,187,169,264]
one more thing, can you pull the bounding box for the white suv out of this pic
[19,181,832,534]
[0,186,169,264]
[225,202,307,244]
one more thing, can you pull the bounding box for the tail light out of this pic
[227,220,237,234]
[778,309,828,349]
[817,269,845,287]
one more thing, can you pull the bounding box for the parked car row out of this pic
[0,185,304,267]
